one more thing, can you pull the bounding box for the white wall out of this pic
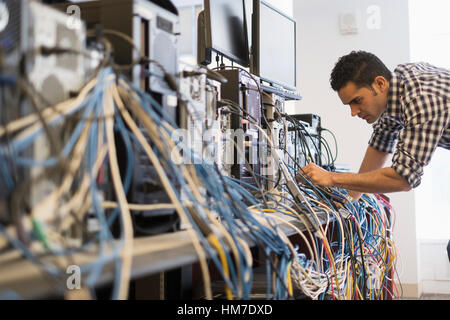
[265,0,293,16]
[419,239,450,294]
[409,0,450,295]
[293,0,422,297]
[292,0,410,170]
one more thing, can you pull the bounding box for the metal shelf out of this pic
[0,211,329,299]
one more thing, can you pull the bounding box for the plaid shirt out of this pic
[369,63,450,188]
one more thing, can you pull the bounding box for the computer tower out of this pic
[178,63,208,162]
[177,63,223,164]
[51,0,182,237]
[288,113,322,169]
[0,0,86,227]
[205,77,227,175]
[261,92,287,193]
[52,0,179,99]
[215,69,262,191]
[0,1,23,223]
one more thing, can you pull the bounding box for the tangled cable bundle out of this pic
[0,63,398,300]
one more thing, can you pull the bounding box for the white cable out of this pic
[111,82,213,300]
[104,85,134,300]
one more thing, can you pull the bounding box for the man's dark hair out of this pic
[330,51,392,91]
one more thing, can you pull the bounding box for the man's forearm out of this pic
[348,146,390,200]
[358,146,390,173]
[331,167,412,193]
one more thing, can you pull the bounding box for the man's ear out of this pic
[374,76,388,92]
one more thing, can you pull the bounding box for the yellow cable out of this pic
[208,235,233,300]
[287,262,293,297]
[322,237,341,299]
[112,82,213,299]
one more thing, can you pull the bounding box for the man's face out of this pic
[337,78,389,124]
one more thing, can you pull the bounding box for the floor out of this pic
[400,294,450,300]
[419,294,450,300]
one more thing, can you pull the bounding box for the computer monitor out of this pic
[204,0,250,67]
[252,0,297,91]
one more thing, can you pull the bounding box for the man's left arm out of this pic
[301,94,449,193]
[301,164,411,193]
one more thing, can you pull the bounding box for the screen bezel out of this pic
[251,0,297,91]
[204,0,250,67]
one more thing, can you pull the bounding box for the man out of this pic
[299,51,450,201]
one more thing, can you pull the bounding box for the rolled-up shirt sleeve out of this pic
[391,95,449,188]
[368,116,402,154]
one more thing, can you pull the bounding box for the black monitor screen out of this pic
[204,0,249,66]
[256,1,296,91]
